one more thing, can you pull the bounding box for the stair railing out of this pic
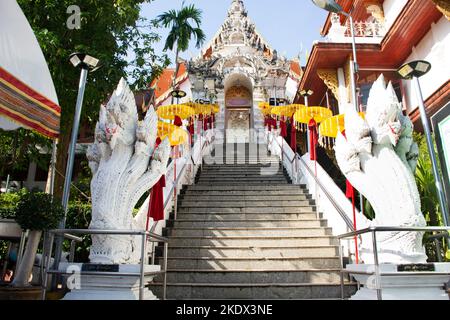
[266,131,356,232]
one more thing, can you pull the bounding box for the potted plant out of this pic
[1,191,63,300]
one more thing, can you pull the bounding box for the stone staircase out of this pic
[151,143,356,299]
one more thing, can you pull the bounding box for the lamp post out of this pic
[312,0,359,112]
[53,53,100,284]
[312,0,366,224]
[397,60,450,228]
[300,89,314,154]
[171,89,187,105]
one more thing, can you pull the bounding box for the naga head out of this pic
[365,75,402,146]
[103,78,138,150]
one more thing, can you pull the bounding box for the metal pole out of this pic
[5,174,10,193]
[347,13,365,231]
[372,230,382,300]
[53,67,89,279]
[338,240,345,300]
[139,233,147,300]
[412,76,450,228]
[304,96,310,154]
[163,242,168,300]
[49,140,57,196]
[345,14,359,74]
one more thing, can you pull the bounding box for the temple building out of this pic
[153,0,302,143]
[296,0,449,130]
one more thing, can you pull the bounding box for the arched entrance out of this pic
[224,74,253,143]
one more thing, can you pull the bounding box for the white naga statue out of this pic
[86,78,170,264]
[334,75,427,264]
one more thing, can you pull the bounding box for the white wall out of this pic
[383,0,408,32]
[403,16,450,114]
[285,77,299,103]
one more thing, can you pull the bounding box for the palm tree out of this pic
[156,3,206,103]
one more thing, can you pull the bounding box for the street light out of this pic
[299,89,314,107]
[312,0,359,111]
[300,89,314,154]
[397,60,450,228]
[53,53,101,284]
[171,89,187,105]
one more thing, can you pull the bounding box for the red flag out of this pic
[174,115,183,127]
[308,118,318,161]
[203,116,209,131]
[346,179,355,199]
[147,137,165,223]
[280,119,287,137]
[290,117,297,152]
[272,118,278,130]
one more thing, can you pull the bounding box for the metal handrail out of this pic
[337,226,450,300]
[269,133,355,232]
[338,226,450,239]
[296,154,355,232]
[41,229,169,301]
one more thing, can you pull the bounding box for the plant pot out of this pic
[0,285,42,300]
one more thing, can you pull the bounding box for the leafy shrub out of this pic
[64,202,92,262]
[14,191,64,231]
[0,189,26,219]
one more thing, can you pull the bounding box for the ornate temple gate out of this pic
[225,83,253,143]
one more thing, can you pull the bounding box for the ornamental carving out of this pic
[226,85,252,107]
[317,69,340,102]
[432,0,450,20]
[344,57,352,104]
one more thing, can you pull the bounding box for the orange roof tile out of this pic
[290,61,302,77]
[150,63,188,100]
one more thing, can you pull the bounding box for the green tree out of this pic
[413,132,449,261]
[156,3,206,103]
[15,0,170,200]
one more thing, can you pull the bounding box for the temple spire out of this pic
[228,0,247,17]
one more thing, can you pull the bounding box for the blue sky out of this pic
[141,0,328,67]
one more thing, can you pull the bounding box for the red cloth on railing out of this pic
[345,179,355,199]
[280,119,287,137]
[290,117,297,152]
[147,137,166,224]
[174,115,183,127]
[271,117,278,130]
[188,118,195,137]
[308,118,318,161]
[209,114,213,128]
[203,116,209,131]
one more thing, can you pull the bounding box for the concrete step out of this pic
[183,189,309,196]
[199,173,286,177]
[175,213,320,221]
[149,282,356,300]
[161,256,341,269]
[172,219,326,228]
[178,200,314,208]
[187,185,306,191]
[157,269,343,284]
[160,246,339,258]
[203,167,282,171]
[168,236,337,247]
[196,181,290,186]
[197,177,288,182]
[168,227,332,237]
[180,195,311,202]
[177,207,317,214]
